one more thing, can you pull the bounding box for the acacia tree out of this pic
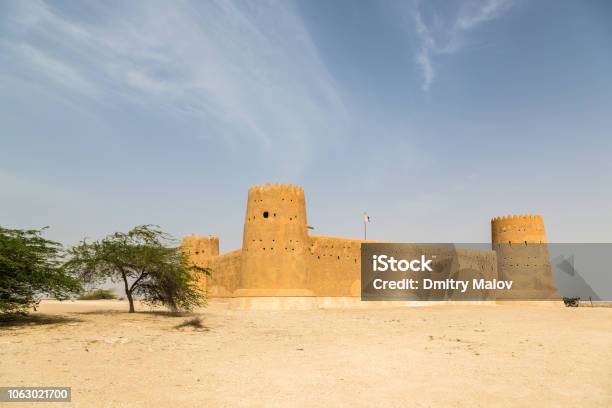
[64,225,209,313]
[0,226,81,315]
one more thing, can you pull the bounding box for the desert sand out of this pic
[1,300,611,407]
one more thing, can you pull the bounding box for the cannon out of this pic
[562,297,580,307]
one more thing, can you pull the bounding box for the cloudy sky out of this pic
[1,0,611,251]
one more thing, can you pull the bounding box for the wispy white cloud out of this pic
[14,44,99,98]
[412,0,514,90]
[2,0,347,170]
[413,9,437,91]
[457,0,514,30]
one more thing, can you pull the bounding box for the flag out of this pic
[363,212,370,223]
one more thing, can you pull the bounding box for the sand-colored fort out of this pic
[182,183,558,302]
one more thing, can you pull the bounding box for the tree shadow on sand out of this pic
[142,311,196,318]
[173,317,209,331]
[73,309,130,316]
[65,309,210,331]
[73,309,197,318]
[0,314,83,329]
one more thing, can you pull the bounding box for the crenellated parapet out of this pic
[181,235,219,262]
[491,214,547,244]
[248,182,305,195]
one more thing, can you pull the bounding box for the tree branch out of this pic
[121,270,130,295]
[129,271,148,292]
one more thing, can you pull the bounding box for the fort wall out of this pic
[491,215,558,299]
[307,236,364,296]
[182,186,558,302]
[205,249,242,297]
[453,247,498,299]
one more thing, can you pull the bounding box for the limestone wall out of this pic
[456,247,498,277]
[453,247,498,299]
[307,236,364,296]
[186,237,499,299]
[205,249,242,297]
[306,239,497,298]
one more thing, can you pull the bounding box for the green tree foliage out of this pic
[64,225,210,313]
[0,226,81,315]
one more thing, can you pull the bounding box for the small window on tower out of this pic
[263,211,269,218]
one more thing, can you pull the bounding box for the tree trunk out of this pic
[126,291,135,313]
[121,272,135,313]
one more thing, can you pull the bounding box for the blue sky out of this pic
[1,0,611,251]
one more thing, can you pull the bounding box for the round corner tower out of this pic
[181,235,219,267]
[491,214,557,299]
[237,183,311,296]
[491,214,547,245]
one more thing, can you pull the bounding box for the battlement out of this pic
[244,182,307,225]
[491,214,543,223]
[491,214,547,244]
[248,182,304,195]
[181,235,219,253]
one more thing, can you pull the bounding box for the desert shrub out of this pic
[78,289,117,300]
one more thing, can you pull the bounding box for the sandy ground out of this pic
[1,300,611,408]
